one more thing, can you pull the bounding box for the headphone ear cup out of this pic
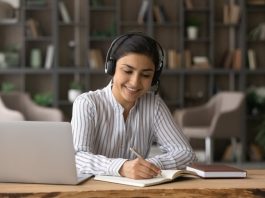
[151,67,163,86]
[151,71,158,86]
[106,59,116,76]
[151,60,163,86]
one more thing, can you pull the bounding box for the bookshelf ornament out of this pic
[187,26,198,40]
[68,81,82,103]
[68,89,81,103]
[30,48,42,68]
[186,17,200,40]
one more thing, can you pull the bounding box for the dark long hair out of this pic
[111,33,161,71]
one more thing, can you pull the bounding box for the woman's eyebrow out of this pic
[123,64,154,72]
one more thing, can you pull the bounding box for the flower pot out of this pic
[5,52,19,67]
[187,26,198,40]
[68,89,81,103]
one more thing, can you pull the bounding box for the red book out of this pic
[186,163,247,178]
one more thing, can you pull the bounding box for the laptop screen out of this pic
[0,121,90,185]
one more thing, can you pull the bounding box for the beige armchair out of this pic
[0,97,24,121]
[173,91,245,163]
[0,92,64,121]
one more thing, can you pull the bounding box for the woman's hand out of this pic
[119,158,161,179]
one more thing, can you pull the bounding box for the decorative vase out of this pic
[68,89,81,103]
[30,48,42,68]
[187,26,198,40]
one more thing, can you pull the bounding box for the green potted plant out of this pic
[68,81,83,103]
[33,92,53,107]
[5,44,20,68]
[246,86,265,116]
[246,86,265,160]
[1,82,16,93]
[254,118,265,160]
[186,17,201,40]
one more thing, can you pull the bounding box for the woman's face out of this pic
[112,53,155,109]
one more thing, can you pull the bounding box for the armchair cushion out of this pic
[174,101,216,127]
[0,92,63,121]
[0,97,24,121]
[173,91,245,139]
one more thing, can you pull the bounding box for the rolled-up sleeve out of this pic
[71,95,127,176]
[147,97,197,169]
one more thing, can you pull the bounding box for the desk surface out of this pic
[0,169,264,197]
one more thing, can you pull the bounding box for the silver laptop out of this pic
[0,121,92,185]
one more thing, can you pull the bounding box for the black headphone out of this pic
[105,32,164,86]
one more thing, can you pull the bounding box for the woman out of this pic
[71,32,196,179]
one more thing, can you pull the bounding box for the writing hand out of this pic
[119,158,161,179]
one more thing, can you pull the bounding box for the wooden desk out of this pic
[0,169,264,198]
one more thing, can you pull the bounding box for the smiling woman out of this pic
[112,53,155,112]
[71,32,197,180]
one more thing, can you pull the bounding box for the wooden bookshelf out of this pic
[0,0,265,161]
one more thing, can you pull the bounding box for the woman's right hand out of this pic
[119,158,161,179]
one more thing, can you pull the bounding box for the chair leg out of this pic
[205,137,213,164]
[231,137,242,163]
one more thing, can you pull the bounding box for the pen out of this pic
[129,147,143,159]
[130,147,162,177]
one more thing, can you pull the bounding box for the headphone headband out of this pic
[105,32,164,86]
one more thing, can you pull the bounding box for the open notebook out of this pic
[94,169,197,187]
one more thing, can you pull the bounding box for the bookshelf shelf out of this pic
[25,37,52,42]
[0,23,22,26]
[185,8,211,12]
[90,7,116,11]
[23,68,54,74]
[24,7,51,11]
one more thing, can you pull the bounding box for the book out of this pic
[153,5,163,24]
[222,50,234,69]
[231,48,242,70]
[88,49,104,69]
[137,0,149,25]
[58,1,71,23]
[26,18,40,38]
[223,3,241,25]
[94,169,197,187]
[153,5,168,24]
[229,4,241,24]
[186,163,247,178]
[44,44,54,69]
[184,0,193,10]
[167,49,180,69]
[184,49,192,68]
[248,49,257,70]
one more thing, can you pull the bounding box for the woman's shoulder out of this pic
[74,88,107,105]
[137,92,165,109]
[142,91,163,102]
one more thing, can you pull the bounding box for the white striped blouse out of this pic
[71,82,196,176]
